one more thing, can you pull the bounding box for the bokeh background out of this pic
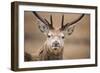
[24,11,90,61]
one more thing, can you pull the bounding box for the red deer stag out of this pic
[32,12,85,60]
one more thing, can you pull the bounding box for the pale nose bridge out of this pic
[53,36,60,43]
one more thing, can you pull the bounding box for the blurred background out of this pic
[24,11,90,61]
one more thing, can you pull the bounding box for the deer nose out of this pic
[53,41,60,47]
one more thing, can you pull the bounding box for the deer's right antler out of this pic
[32,12,54,29]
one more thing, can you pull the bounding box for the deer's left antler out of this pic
[60,14,85,30]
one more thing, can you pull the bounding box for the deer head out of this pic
[32,12,85,51]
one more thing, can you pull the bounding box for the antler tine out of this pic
[67,14,85,26]
[32,12,47,25]
[61,14,64,29]
[33,11,54,29]
[44,14,54,29]
[50,15,53,29]
[60,14,85,30]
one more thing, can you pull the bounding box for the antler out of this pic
[32,12,54,29]
[60,14,85,30]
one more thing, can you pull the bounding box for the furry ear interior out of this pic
[67,25,75,35]
[63,25,75,35]
[37,19,49,33]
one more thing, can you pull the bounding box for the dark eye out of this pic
[62,36,64,39]
[48,35,51,38]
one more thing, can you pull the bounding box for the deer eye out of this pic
[62,36,64,39]
[47,35,51,38]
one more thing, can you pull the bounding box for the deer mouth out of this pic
[52,46,60,50]
[54,48,57,50]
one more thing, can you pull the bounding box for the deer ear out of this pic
[63,25,75,35]
[37,19,49,33]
